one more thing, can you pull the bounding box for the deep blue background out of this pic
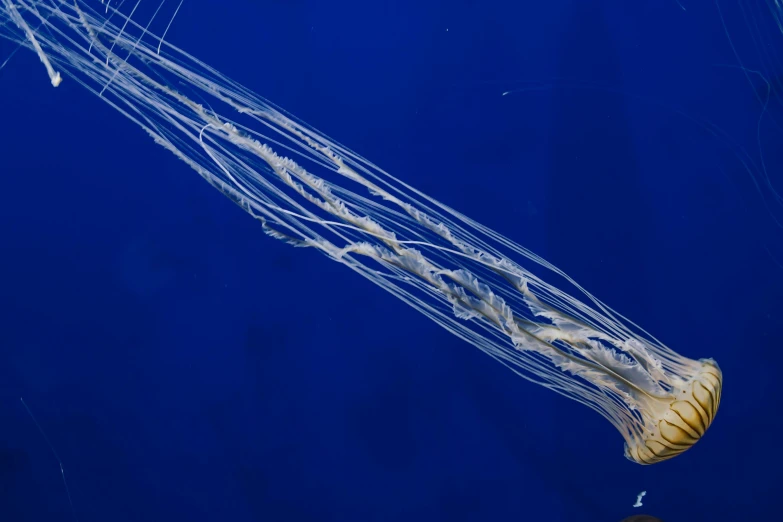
[1,1,781,521]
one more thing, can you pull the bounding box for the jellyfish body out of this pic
[0,0,721,464]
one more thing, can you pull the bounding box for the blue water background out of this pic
[1,1,781,521]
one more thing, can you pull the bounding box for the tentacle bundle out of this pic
[0,0,723,464]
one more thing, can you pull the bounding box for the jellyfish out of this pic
[0,0,722,464]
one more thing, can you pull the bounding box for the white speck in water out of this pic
[633,490,647,508]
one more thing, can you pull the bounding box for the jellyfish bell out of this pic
[622,359,721,464]
[0,0,722,464]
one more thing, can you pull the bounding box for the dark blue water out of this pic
[1,1,781,521]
